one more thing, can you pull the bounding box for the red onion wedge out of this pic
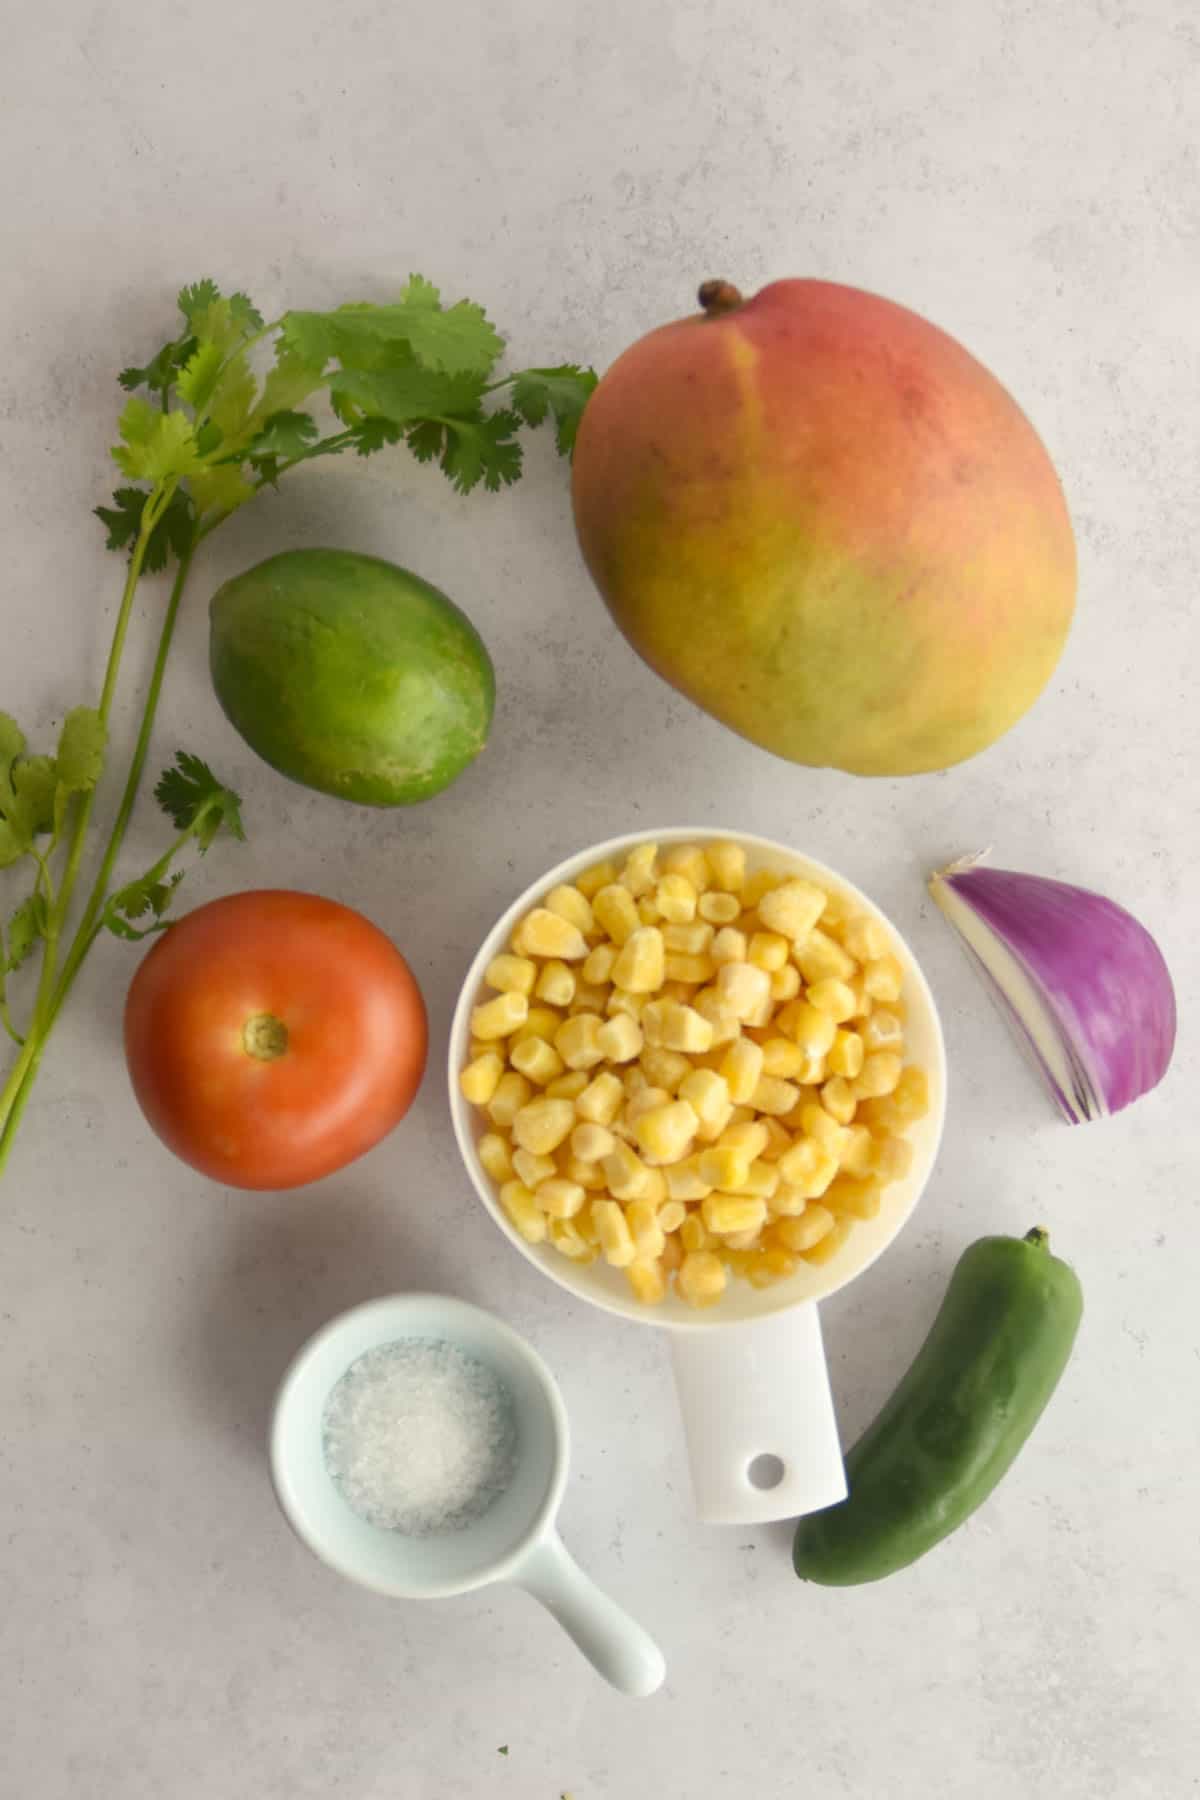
[928,854,1176,1124]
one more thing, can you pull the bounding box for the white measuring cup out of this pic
[448,829,947,1525]
[270,1292,665,1697]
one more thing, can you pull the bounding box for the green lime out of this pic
[209,549,494,806]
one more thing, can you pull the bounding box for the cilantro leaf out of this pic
[206,355,259,443]
[228,291,265,334]
[112,402,204,481]
[188,465,255,518]
[509,365,598,456]
[5,894,47,971]
[103,871,183,940]
[11,758,57,836]
[119,337,193,397]
[255,349,326,423]
[436,410,524,494]
[0,715,26,765]
[56,709,107,795]
[328,363,485,425]
[154,751,245,848]
[351,417,406,456]
[178,279,221,328]
[95,488,194,572]
[400,274,441,311]
[176,342,226,412]
[246,410,319,464]
[281,288,503,379]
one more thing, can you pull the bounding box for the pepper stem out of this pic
[697,280,744,318]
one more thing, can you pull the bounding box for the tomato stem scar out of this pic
[243,1013,289,1061]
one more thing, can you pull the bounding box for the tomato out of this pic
[124,890,427,1190]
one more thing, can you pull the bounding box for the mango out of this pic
[572,279,1076,775]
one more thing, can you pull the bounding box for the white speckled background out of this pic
[1,3,1196,1796]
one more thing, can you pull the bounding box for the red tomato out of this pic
[124,890,427,1189]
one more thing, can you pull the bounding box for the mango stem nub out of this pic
[698,280,744,318]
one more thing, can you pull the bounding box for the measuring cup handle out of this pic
[669,1301,847,1523]
[511,1531,665,1697]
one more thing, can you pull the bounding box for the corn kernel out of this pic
[570,982,611,1015]
[873,1135,914,1183]
[544,883,593,935]
[759,1117,792,1161]
[777,1136,839,1197]
[652,872,696,924]
[840,1123,876,1178]
[663,920,713,955]
[626,1197,665,1257]
[513,908,590,962]
[692,987,741,1045]
[582,942,618,985]
[612,926,665,994]
[592,1198,637,1266]
[537,1177,587,1219]
[756,878,827,943]
[552,1013,604,1072]
[664,1158,714,1202]
[678,1249,727,1308]
[633,1099,700,1165]
[641,1000,714,1054]
[746,1246,797,1287]
[545,1070,589,1101]
[468,1039,491,1062]
[701,1193,768,1236]
[510,1036,565,1086]
[592,884,640,946]
[698,890,741,925]
[697,1144,754,1191]
[799,1102,847,1157]
[657,1198,687,1233]
[470,991,528,1041]
[488,1070,533,1129]
[676,1067,732,1130]
[679,1212,712,1252]
[710,925,748,963]
[743,868,785,906]
[606,987,646,1022]
[512,1096,577,1156]
[653,843,704,891]
[770,963,802,1002]
[751,1075,801,1116]
[574,1071,624,1126]
[478,1132,514,1183]
[862,1009,904,1053]
[640,1045,692,1091]
[838,914,886,962]
[720,1119,770,1157]
[512,1147,557,1188]
[894,1066,930,1118]
[564,1154,607,1191]
[705,840,746,893]
[767,1183,808,1217]
[806,979,858,1022]
[661,951,714,986]
[460,1051,505,1105]
[823,1176,882,1220]
[775,1206,834,1253]
[620,842,659,897]
[588,1014,639,1067]
[511,1004,564,1046]
[661,1230,684,1274]
[576,1204,601,1245]
[794,928,857,985]
[760,1037,806,1079]
[853,1051,902,1099]
[499,1180,548,1244]
[627,1259,667,1305]
[485,952,537,996]
[828,1029,865,1079]
[715,961,772,1022]
[863,954,904,1004]
[748,930,790,972]
[622,1066,649,1099]
[729,1159,780,1200]
[717,1037,763,1105]
[535,960,577,1007]
[638,895,663,925]
[624,1084,671,1126]
[821,1075,858,1125]
[576,858,619,899]
[570,1121,615,1163]
[802,1217,853,1265]
[602,1139,652,1200]
[550,1217,597,1261]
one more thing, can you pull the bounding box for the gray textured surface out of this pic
[1,3,1197,1796]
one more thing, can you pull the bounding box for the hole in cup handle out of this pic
[669,1302,849,1523]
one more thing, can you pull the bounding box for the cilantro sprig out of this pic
[0,278,596,1171]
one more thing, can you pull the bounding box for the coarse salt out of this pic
[322,1337,517,1536]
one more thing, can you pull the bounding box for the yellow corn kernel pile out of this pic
[461,841,930,1310]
